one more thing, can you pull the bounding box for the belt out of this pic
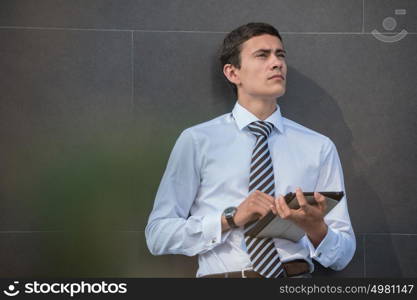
[201,259,309,278]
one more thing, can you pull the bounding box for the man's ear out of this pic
[223,64,241,86]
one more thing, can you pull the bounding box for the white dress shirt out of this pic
[145,102,356,277]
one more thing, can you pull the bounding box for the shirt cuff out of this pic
[305,226,339,267]
[201,211,231,249]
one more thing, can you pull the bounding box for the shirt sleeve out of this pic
[145,129,228,256]
[301,138,356,271]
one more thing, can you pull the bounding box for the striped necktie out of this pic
[244,121,284,278]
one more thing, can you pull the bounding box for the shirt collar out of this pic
[231,101,284,133]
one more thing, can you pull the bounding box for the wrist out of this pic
[233,209,251,227]
[233,214,246,227]
[306,221,328,247]
[223,207,239,229]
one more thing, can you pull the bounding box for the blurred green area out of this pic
[2,115,198,277]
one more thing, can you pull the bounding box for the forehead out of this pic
[240,34,284,54]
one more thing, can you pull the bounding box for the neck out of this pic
[237,95,277,120]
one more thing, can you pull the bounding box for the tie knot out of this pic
[248,121,274,138]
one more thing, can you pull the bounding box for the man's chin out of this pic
[271,88,286,99]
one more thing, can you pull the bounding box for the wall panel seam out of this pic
[1,27,417,34]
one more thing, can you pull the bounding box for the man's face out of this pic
[234,34,287,100]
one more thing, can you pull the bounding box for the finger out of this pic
[270,202,278,215]
[296,187,309,211]
[252,199,271,218]
[314,192,327,213]
[259,206,271,218]
[254,193,276,212]
[256,191,275,205]
[251,190,261,197]
[274,196,284,218]
[278,195,292,218]
[252,197,273,213]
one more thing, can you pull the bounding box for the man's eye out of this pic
[257,53,267,57]
[277,53,286,58]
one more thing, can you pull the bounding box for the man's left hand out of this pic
[272,187,328,247]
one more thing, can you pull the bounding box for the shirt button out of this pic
[317,252,322,258]
[211,238,217,244]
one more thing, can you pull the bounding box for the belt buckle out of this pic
[241,267,252,278]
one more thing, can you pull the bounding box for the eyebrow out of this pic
[252,48,287,55]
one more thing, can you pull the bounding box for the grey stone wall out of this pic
[0,0,416,277]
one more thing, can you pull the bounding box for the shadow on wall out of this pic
[280,66,401,277]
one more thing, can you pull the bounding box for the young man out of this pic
[145,23,356,278]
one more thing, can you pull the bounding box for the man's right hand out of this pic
[233,190,275,227]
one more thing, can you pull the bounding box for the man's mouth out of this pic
[268,74,285,80]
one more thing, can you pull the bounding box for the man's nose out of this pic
[270,56,284,70]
